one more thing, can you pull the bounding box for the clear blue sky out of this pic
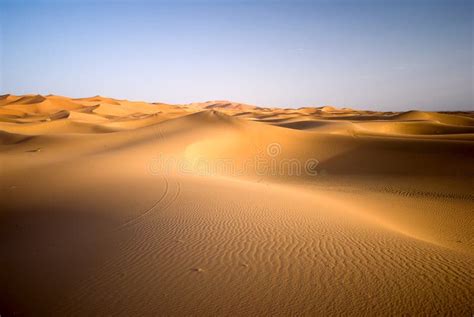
[0,0,472,110]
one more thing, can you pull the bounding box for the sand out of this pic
[1,94,473,315]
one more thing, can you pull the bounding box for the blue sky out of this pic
[0,0,472,110]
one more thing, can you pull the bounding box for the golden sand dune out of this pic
[1,94,473,315]
[392,110,474,126]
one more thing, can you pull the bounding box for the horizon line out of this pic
[2,92,473,113]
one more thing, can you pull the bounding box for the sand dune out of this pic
[392,110,474,126]
[1,94,473,315]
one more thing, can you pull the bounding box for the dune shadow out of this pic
[318,137,474,177]
[0,202,131,316]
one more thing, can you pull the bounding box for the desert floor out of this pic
[1,94,473,315]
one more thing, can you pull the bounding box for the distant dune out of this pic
[1,94,473,315]
[1,94,473,139]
